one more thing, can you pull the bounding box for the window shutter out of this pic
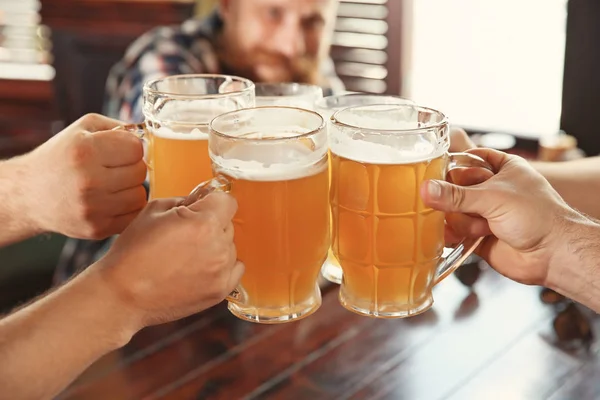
[0,0,53,79]
[331,0,402,94]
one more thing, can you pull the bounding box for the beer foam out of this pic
[213,141,326,181]
[336,112,417,131]
[149,103,237,140]
[152,126,209,140]
[330,134,445,165]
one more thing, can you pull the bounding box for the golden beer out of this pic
[221,156,329,314]
[331,148,447,315]
[208,106,330,323]
[135,74,255,200]
[329,103,491,318]
[148,129,212,199]
[316,95,416,285]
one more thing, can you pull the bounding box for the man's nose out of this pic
[270,19,306,59]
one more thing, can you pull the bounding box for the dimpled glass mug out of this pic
[186,106,330,324]
[117,74,255,199]
[315,93,417,285]
[328,104,492,318]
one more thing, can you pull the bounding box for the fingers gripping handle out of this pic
[112,123,147,139]
[183,177,244,304]
[434,152,493,285]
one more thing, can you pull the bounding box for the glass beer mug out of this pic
[329,104,492,318]
[119,74,255,199]
[315,94,416,285]
[254,82,323,109]
[188,106,330,323]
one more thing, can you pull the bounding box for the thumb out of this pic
[420,179,484,215]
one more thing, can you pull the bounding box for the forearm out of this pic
[532,156,600,219]
[546,215,600,313]
[0,155,43,246]
[0,267,140,400]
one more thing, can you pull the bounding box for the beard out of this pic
[216,45,322,85]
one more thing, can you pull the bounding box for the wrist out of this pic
[0,155,44,237]
[17,151,49,233]
[545,210,600,295]
[77,265,144,349]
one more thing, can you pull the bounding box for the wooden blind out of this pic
[331,0,402,95]
[0,0,51,64]
[0,0,54,81]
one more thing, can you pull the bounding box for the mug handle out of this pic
[433,152,493,285]
[183,176,245,305]
[111,123,153,171]
[112,122,147,138]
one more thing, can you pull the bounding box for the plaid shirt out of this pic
[104,12,345,123]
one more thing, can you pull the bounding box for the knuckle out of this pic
[80,113,100,125]
[198,212,221,233]
[81,220,109,240]
[123,135,144,157]
[76,202,96,222]
[80,113,107,132]
[68,136,93,166]
[450,184,466,210]
[214,250,231,267]
[76,175,98,196]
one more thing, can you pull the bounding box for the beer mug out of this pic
[315,94,416,285]
[255,82,323,109]
[329,104,492,318]
[118,74,255,199]
[188,106,330,323]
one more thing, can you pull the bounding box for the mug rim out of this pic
[143,73,255,99]
[209,106,326,142]
[254,82,323,98]
[331,103,448,134]
[315,93,415,110]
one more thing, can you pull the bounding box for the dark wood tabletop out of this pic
[58,265,600,400]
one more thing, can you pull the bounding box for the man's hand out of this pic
[21,113,147,239]
[0,191,243,400]
[420,148,586,287]
[95,192,244,328]
[449,127,477,152]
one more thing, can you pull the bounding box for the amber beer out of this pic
[215,144,330,318]
[134,74,255,200]
[148,127,212,199]
[330,145,447,315]
[316,95,416,285]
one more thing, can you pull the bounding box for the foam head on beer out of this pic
[213,129,327,182]
[210,107,328,181]
[330,105,446,165]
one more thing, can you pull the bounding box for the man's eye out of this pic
[266,7,283,22]
[303,16,325,30]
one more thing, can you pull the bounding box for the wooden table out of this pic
[58,266,599,400]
